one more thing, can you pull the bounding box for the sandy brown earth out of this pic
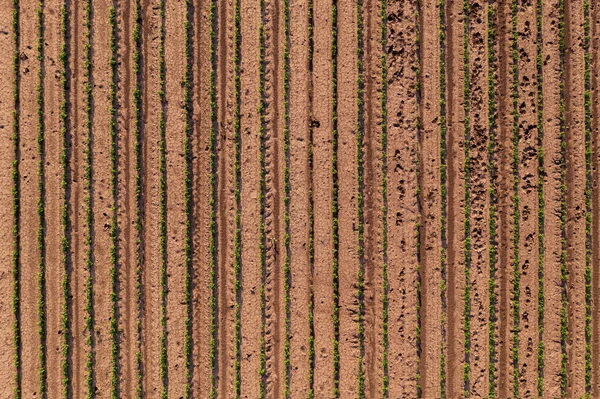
[3,0,600,397]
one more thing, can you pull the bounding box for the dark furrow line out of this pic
[438,0,447,395]
[462,0,472,393]
[108,5,120,398]
[414,0,422,395]
[380,0,388,396]
[356,0,365,395]
[208,0,217,394]
[331,0,340,395]
[233,0,242,395]
[183,0,194,396]
[12,0,21,396]
[36,1,48,395]
[157,0,168,395]
[510,0,520,394]
[258,0,267,394]
[307,0,315,395]
[584,0,593,393]
[59,3,72,396]
[282,0,292,395]
[131,0,143,395]
[536,0,545,393]
[558,0,567,391]
[487,0,499,396]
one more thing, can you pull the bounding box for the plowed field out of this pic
[1,0,600,397]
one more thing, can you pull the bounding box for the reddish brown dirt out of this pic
[419,0,443,396]
[0,0,16,394]
[4,0,600,396]
[310,0,335,395]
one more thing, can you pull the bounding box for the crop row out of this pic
[380,0,389,396]
[462,0,472,392]
[11,0,21,397]
[82,0,95,395]
[182,1,193,397]
[510,0,520,395]
[131,0,144,395]
[108,5,120,398]
[207,0,218,396]
[558,0,567,392]
[438,0,447,395]
[583,0,592,393]
[35,1,47,395]
[282,0,292,396]
[59,3,71,396]
[232,0,242,395]
[355,0,366,395]
[331,0,340,395]
[535,0,545,394]
[157,0,168,396]
[306,0,315,396]
[487,0,498,396]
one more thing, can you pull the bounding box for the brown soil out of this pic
[4,0,600,397]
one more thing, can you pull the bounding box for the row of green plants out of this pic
[157,0,168,396]
[355,0,366,395]
[380,0,389,396]
[11,0,22,396]
[108,5,120,398]
[583,0,592,394]
[35,1,47,395]
[59,3,71,396]
[510,0,520,395]
[487,1,498,397]
[331,0,340,395]
[282,0,292,396]
[414,0,422,395]
[82,0,95,395]
[232,0,242,395]
[182,1,193,397]
[558,0,567,392]
[535,0,545,392]
[207,0,218,396]
[462,0,472,393]
[131,0,144,396]
[307,0,315,396]
[258,0,267,395]
[438,0,447,395]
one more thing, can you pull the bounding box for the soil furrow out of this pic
[287,0,312,395]
[564,0,587,394]
[41,0,64,396]
[361,0,383,396]
[239,0,262,394]
[140,0,163,394]
[89,1,119,395]
[191,0,217,395]
[515,0,541,395]
[386,0,420,396]
[215,0,237,396]
[465,0,491,395]
[16,0,42,395]
[418,0,443,395]
[336,0,359,395]
[262,0,285,394]
[444,0,467,395]
[310,0,335,394]
[163,0,188,394]
[540,0,566,394]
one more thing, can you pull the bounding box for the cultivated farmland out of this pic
[1,0,600,397]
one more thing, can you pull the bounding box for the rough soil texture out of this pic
[2,0,600,397]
